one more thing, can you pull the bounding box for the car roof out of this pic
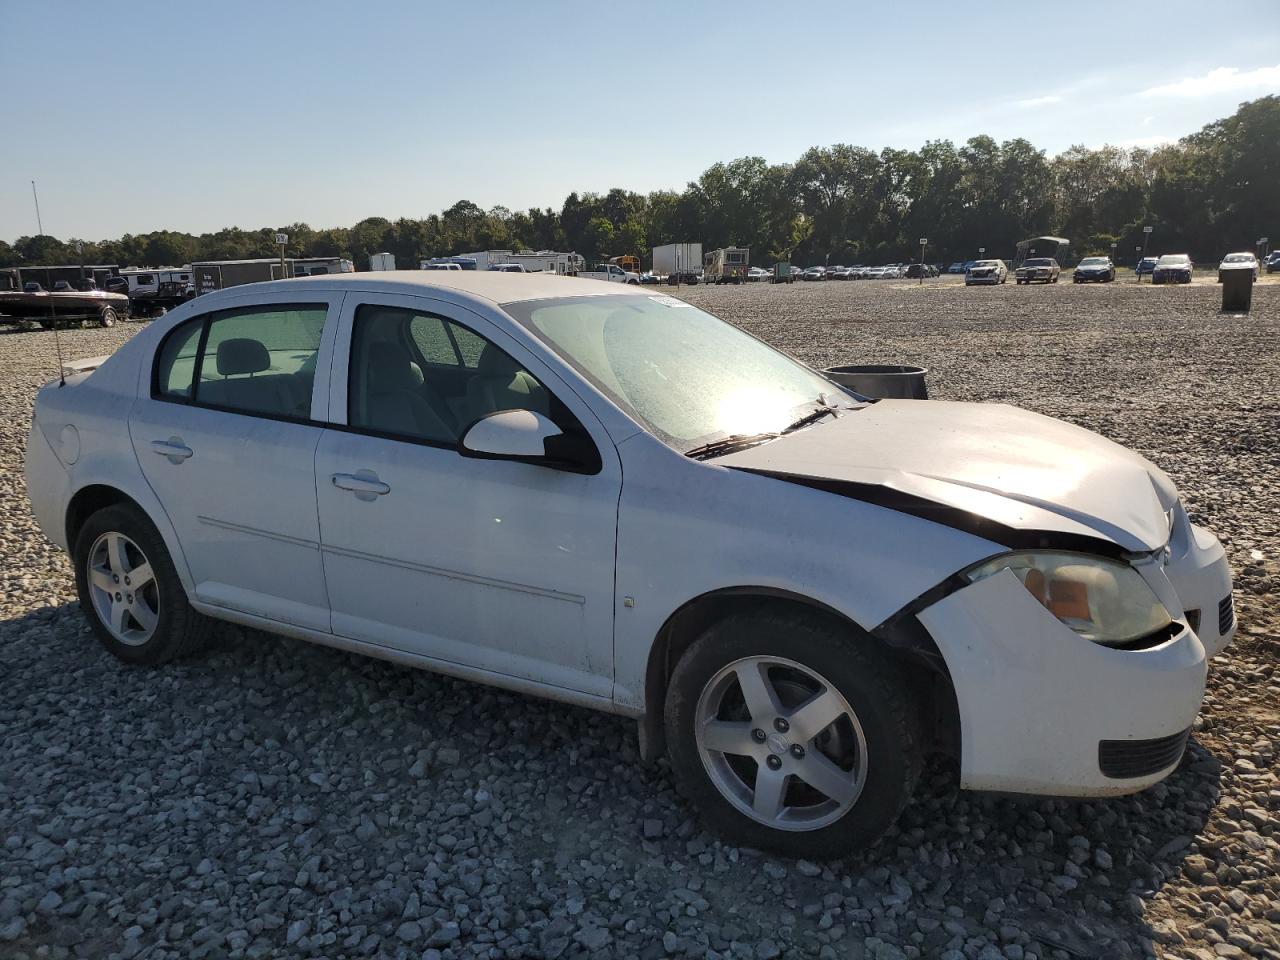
[192,270,637,311]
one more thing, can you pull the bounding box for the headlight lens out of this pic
[965,552,1172,645]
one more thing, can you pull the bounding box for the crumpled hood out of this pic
[718,400,1177,552]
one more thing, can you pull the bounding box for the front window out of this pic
[1024,259,1052,267]
[1157,255,1189,266]
[1079,258,1108,266]
[508,294,843,448]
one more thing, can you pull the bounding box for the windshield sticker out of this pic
[647,295,692,308]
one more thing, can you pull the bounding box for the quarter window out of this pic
[155,318,202,399]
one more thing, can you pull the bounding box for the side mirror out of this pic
[460,409,562,460]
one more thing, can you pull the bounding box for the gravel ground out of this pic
[1,278,1277,960]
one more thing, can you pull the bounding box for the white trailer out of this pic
[653,242,703,280]
[704,247,750,284]
[369,252,396,271]
[446,250,583,275]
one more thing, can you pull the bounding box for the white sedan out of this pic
[25,272,1235,858]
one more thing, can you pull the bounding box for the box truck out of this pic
[653,243,703,282]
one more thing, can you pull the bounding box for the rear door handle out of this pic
[150,438,193,462]
[332,472,390,500]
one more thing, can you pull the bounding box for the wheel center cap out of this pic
[766,733,788,756]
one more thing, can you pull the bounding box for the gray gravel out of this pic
[1,279,1278,960]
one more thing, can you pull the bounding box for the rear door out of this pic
[129,291,342,631]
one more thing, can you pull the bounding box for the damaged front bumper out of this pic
[916,517,1234,797]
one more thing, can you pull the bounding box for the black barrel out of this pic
[1221,267,1253,312]
[824,364,929,399]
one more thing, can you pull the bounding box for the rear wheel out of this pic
[73,503,212,664]
[665,609,921,859]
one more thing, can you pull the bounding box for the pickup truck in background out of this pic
[578,263,641,284]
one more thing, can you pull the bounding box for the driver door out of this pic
[313,294,622,699]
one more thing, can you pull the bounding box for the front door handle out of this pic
[332,471,390,500]
[150,438,193,463]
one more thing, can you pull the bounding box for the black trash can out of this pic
[1221,267,1253,312]
[824,364,929,399]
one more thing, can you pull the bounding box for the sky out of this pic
[2,0,1278,243]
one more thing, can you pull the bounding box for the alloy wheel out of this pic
[694,655,868,831]
[86,532,159,646]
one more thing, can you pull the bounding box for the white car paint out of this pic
[25,270,1235,804]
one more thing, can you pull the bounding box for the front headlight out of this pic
[965,551,1172,645]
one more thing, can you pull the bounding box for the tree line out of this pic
[3,96,1275,271]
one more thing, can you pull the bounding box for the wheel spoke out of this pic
[89,566,115,593]
[700,720,756,757]
[734,661,782,722]
[793,750,859,806]
[751,765,788,821]
[110,601,131,636]
[128,562,154,590]
[130,599,157,632]
[786,688,846,743]
[105,533,128,575]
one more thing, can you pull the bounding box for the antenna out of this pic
[50,303,66,388]
[31,180,44,235]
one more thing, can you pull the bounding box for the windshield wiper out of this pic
[684,432,780,461]
[782,405,839,433]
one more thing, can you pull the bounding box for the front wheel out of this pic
[73,503,213,665]
[99,306,118,328]
[665,609,921,859]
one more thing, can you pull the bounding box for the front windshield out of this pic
[1224,254,1250,262]
[1025,258,1052,266]
[1080,258,1107,265]
[507,294,845,448]
[973,260,998,267]
[1158,255,1189,265]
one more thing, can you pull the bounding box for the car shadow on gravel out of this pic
[1,603,1224,959]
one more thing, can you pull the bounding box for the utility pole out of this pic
[1141,226,1153,281]
[918,238,927,285]
[275,233,289,279]
[31,180,44,236]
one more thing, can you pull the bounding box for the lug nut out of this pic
[766,755,782,770]
[124,576,131,586]
[790,744,805,759]
[774,717,790,734]
[126,594,133,604]
[114,593,122,602]
[113,574,120,583]
[751,728,767,743]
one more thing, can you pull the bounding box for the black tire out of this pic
[99,306,118,328]
[664,608,921,859]
[73,503,213,665]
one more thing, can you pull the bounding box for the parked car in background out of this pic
[1015,258,1060,284]
[964,260,1008,285]
[1135,257,1158,278]
[881,265,903,279]
[25,271,1236,858]
[1152,254,1193,285]
[1265,251,1280,274]
[1072,257,1116,283]
[829,266,853,280]
[747,267,770,282]
[579,263,641,285]
[423,262,463,271]
[802,267,826,281]
[639,272,662,285]
[1217,252,1258,283]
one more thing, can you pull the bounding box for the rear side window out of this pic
[153,304,326,420]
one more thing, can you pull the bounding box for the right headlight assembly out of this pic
[965,551,1173,646]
